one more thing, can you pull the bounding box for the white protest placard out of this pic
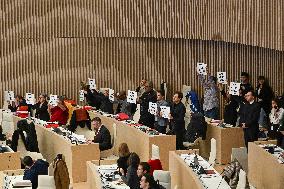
[25,93,35,105]
[197,63,207,75]
[160,106,170,119]
[109,89,115,102]
[217,72,227,84]
[49,95,58,106]
[88,78,96,90]
[4,91,15,101]
[127,90,137,104]
[79,90,85,102]
[229,82,241,96]
[148,102,157,115]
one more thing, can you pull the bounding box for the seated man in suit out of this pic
[89,117,112,151]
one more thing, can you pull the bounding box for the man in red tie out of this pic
[89,117,112,151]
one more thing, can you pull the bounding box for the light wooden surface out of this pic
[86,161,102,189]
[248,142,284,189]
[89,111,176,170]
[199,124,245,164]
[0,151,21,171]
[13,116,100,183]
[169,151,204,189]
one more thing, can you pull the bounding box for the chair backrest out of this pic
[37,175,56,189]
[236,169,246,189]
[152,144,160,160]
[208,138,217,166]
[153,170,171,189]
[2,111,13,122]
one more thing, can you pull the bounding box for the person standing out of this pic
[256,76,274,115]
[154,90,168,134]
[136,79,147,98]
[239,91,261,147]
[240,72,253,100]
[198,74,219,119]
[138,81,157,128]
[169,92,186,150]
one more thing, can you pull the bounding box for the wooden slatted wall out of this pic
[1,0,284,109]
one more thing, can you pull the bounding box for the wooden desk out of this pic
[13,116,100,183]
[199,124,245,164]
[169,150,204,189]
[87,159,118,189]
[0,151,21,171]
[248,143,284,189]
[89,111,176,170]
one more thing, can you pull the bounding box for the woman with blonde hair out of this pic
[117,143,130,176]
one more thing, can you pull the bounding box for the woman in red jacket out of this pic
[49,97,69,125]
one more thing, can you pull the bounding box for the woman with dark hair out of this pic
[269,99,284,145]
[140,173,158,189]
[48,96,69,125]
[33,94,50,121]
[120,152,140,189]
[256,76,274,115]
[117,143,130,176]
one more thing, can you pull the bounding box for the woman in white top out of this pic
[269,99,284,140]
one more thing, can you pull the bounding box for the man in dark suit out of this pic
[91,117,112,151]
[138,81,157,128]
[169,91,186,150]
[239,91,261,148]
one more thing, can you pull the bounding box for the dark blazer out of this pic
[84,89,101,110]
[117,154,130,176]
[220,90,239,126]
[93,125,112,151]
[170,102,186,132]
[23,159,49,189]
[122,165,140,189]
[139,89,157,127]
[239,101,261,146]
[33,101,50,121]
[98,95,114,114]
[256,84,274,114]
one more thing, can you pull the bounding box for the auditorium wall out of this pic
[1,0,284,111]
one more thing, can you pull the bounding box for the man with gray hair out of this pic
[138,81,157,128]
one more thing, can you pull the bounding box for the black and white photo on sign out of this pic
[127,90,137,104]
[88,78,96,90]
[79,90,85,102]
[160,106,170,119]
[148,102,157,115]
[4,91,15,101]
[196,63,207,75]
[25,93,35,105]
[229,82,241,96]
[109,89,115,102]
[49,95,58,106]
[217,72,227,84]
